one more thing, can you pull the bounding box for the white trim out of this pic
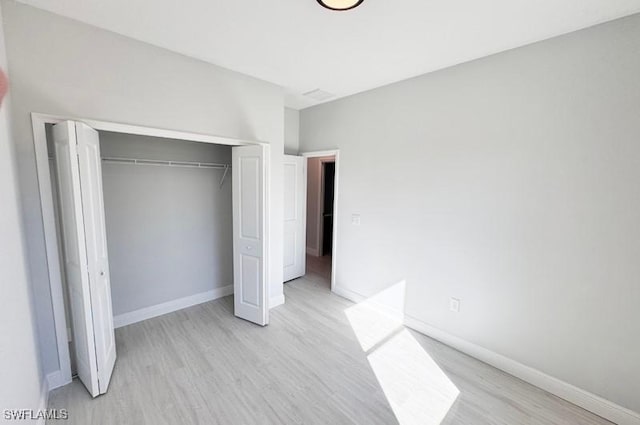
[300,150,340,292]
[32,113,260,147]
[301,150,339,158]
[333,285,404,321]
[36,379,49,425]
[31,116,73,387]
[46,370,72,391]
[263,145,273,320]
[403,314,640,425]
[114,285,233,328]
[333,286,640,425]
[270,294,286,309]
[332,285,367,304]
[31,113,265,385]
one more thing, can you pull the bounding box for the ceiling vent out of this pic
[303,89,335,102]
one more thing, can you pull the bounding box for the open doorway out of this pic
[304,152,338,289]
[32,114,271,394]
[322,161,335,256]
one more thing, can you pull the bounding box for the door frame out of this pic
[301,150,340,292]
[31,112,266,390]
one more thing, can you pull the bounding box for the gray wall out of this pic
[99,133,233,316]
[300,14,640,413]
[2,0,284,378]
[284,107,300,154]
[0,3,44,414]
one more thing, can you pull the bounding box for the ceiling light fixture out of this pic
[316,0,364,11]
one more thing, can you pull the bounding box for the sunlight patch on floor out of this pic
[367,329,460,425]
[345,281,406,351]
[345,282,460,425]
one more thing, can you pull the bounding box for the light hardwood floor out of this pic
[305,254,332,283]
[47,266,612,425]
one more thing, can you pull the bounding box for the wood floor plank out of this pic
[47,262,612,425]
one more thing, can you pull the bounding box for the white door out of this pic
[232,144,269,326]
[283,155,306,282]
[53,121,116,397]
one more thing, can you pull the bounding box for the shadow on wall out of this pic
[344,281,460,425]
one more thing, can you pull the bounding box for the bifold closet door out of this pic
[232,144,269,326]
[53,121,116,397]
[283,155,306,282]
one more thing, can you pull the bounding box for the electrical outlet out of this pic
[351,214,361,225]
[449,297,460,313]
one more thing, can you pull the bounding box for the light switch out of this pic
[351,214,361,225]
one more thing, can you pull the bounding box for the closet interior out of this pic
[46,125,234,379]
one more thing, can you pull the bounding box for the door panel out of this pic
[240,156,260,240]
[241,254,261,306]
[75,122,117,394]
[52,121,99,397]
[232,145,269,325]
[283,155,306,281]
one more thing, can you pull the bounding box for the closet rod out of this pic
[48,156,232,186]
[101,156,231,170]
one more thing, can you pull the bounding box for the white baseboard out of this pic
[113,285,233,328]
[270,294,285,309]
[403,314,640,425]
[333,285,405,320]
[306,247,320,257]
[46,370,71,391]
[333,285,640,425]
[332,285,367,303]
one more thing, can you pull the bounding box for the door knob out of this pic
[100,271,105,276]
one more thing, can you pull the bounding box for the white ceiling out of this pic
[19,0,640,109]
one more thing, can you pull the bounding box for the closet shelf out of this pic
[101,157,232,187]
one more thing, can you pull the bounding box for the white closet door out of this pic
[75,122,117,394]
[283,155,306,282]
[232,144,269,326]
[53,121,116,397]
[53,121,99,396]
